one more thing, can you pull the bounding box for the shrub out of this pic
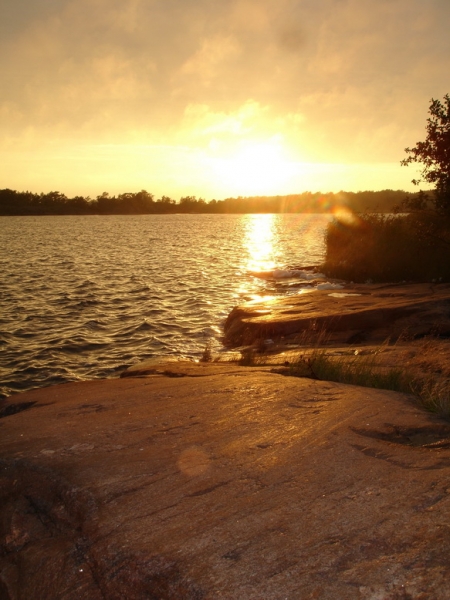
[322,212,450,282]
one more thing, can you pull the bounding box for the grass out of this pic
[322,211,450,282]
[287,341,450,421]
[207,322,450,420]
[412,377,450,420]
[225,322,450,420]
[315,207,450,415]
[288,346,411,393]
[200,342,213,363]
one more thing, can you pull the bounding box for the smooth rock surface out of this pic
[223,282,450,347]
[1,362,450,599]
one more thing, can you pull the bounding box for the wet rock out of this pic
[223,282,450,347]
[1,363,450,598]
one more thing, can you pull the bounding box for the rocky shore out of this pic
[223,281,450,348]
[1,282,450,599]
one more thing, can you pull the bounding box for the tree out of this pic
[401,94,450,215]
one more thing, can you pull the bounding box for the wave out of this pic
[250,268,326,281]
[1,214,329,396]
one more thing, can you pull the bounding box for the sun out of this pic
[208,139,298,196]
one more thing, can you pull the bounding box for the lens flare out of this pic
[177,447,210,477]
[332,206,361,227]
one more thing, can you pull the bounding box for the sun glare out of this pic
[209,140,297,196]
[233,213,283,301]
[244,213,278,272]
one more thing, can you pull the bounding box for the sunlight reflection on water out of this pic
[0,213,331,397]
[244,214,279,273]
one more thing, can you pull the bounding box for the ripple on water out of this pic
[0,214,330,397]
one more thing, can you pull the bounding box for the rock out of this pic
[1,362,450,598]
[223,282,450,347]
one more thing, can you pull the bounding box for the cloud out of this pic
[180,35,241,83]
[0,0,449,195]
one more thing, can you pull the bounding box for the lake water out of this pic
[0,213,331,398]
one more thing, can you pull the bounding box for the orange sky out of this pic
[1,0,449,200]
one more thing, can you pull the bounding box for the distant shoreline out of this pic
[0,188,418,216]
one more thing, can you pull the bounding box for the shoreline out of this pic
[222,281,450,349]
[1,359,450,598]
[3,279,450,401]
[2,281,450,597]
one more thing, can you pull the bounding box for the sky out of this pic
[1,0,450,200]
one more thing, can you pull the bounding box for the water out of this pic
[0,213,330,398]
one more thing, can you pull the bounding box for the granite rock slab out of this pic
[1,362,450,598]
[223,282,450,347]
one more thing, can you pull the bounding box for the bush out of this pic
[322,212,450,282]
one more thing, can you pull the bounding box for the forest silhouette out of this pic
[0,188,417,216]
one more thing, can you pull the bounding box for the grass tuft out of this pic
[287,340,450,421]
[238,347,268,366]
[200,342,213,363]
[288,346,412,394]
[413,377,450,419]
[224,322,450,420]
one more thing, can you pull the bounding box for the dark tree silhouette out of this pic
[401,94,450,215]
[0,188,416,216]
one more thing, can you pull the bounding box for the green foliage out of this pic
[401,94,450,215]
[322,212,450,282]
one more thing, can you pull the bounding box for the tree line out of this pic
[0,187,418,216]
